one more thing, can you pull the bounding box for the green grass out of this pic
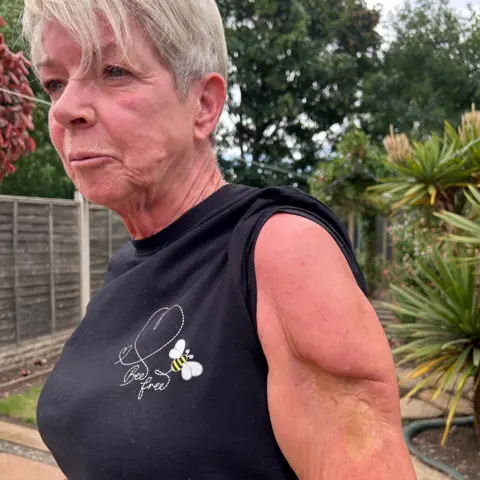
[0,386,42,425]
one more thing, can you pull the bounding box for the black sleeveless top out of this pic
[37,184,366,480]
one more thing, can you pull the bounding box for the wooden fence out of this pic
[0,193,129,347]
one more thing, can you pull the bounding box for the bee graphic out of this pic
[169,339,203,381]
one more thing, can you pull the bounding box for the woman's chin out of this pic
[76,183,130,210]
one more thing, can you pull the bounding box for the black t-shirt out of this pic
[37,184,366,480]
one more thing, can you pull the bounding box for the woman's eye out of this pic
[104,65,129,79]
[41,67,129,94]
[42,79,64,95]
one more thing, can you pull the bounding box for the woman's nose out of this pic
[51,81,96,129]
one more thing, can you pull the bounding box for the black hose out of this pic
[404,416,475,479]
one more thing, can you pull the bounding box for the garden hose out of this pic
[404,415,475,480]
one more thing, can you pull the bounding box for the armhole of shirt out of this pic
[244,206,368,326]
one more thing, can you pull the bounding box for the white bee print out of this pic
[169,339,203,381]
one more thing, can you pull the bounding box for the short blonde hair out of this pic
[22,0,229,94]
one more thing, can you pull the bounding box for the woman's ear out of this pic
[193,73,227,142]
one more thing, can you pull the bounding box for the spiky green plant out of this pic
[379,247,480,445]
[436,186,480,259]
[369,127,480,214]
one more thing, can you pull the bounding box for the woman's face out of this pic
[39,20,200,208]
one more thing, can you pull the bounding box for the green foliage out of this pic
[216,0,381,189]
[311,129,388,295]
[0,386,42,425]
[380,247,480,445]
[383,214,436,293]
[370,119,480,217]
[361,0,480,141]
[356,234,384,296]
[310,129,388,211]
[0,15,37,179]
[436,186,480,263]
[0,104,74,198]
[0,0,73,199]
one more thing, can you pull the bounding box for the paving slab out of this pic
[0,421,48,453]
[400,397,445,420]
[418,390,473,416]
[0,452,64,480]
[0,439,56,467]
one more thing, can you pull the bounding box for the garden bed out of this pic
[0,355,57,397]
[412,425,480,479]
[0,356,55,425]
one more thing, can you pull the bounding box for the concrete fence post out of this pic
[75,191,91,317]
[49,202,56,334]
[12,200,20,344]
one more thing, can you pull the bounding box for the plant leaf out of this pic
[474,348,480,368]
[441,366,474,446]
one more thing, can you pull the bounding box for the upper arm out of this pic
[254,214,415,479]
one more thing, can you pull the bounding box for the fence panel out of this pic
[0,201,15,346]
[16,202,51,342]
[54,203,81,331]
[89,207,110,297]
[111,212,130,253]
[0,197,81,346]
[89,206,130,297]
[0,194,133,349]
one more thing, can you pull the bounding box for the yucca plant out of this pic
[456,105,480,170]
[380,247,480,445]
[436,186,480,259]
[369,123,480,214]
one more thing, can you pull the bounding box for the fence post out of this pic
[108,209,113,258]
[75,191,91,317]
[382,218,388,264]
[49,203,56,334]
[12,201,20,344]
[348,209,356,246]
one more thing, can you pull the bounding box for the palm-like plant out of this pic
[456,105,480,170]
[436,186,480,258]
[380,247,480,445]
[369,120,480,214]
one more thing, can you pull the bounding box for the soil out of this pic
[0,415,37,429]
[0,356,58,398]
[412,425,480,479]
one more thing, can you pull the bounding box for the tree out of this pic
[360,0,480,141]
[0,15,36,180]
[216,0,381,190]
[310,129,388,214]
[0,0,74,198]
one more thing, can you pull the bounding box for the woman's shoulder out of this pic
[229,184,367,296]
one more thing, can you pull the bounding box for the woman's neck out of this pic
[116,150,226,240]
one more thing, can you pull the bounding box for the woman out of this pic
[23,1,416,478]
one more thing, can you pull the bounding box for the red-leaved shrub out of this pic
[0,16,36,180]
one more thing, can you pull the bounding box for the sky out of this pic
[366,0,475,18]
[364,0,476,40]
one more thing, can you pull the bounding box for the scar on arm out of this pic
[312,368,390,456]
